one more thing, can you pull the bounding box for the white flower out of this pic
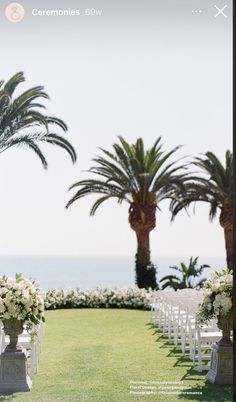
[6,277,15,284]
[210,272,217,281]
[0,303,5,313]
[0,287,7,296]
[211,279,221,292]
[225,274,233,284]
[207,303,212,311]
[213,293,232,315]
[3,312,11,319]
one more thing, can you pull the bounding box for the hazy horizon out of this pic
[0,254,227,289]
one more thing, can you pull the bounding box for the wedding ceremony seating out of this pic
[150,289,222,372]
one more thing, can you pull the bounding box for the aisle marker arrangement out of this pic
[151,270,233,385]
[0,274,45,392]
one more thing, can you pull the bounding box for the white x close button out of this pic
[214,5,228,18]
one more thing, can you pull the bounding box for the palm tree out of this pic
[66,136,188,289]
[171,151,233,269]
[159,256,209,290]
[0,72,76,167]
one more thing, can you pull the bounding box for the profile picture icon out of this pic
[5,2,25,22]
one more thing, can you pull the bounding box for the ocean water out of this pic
[0,255,226,290]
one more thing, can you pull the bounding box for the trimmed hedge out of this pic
[45,287,153,310]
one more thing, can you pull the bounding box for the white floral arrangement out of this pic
[45,287,153,310]
[197,269,233,323]
[0,273,45,328]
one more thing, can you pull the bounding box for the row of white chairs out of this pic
[150,289,222,372]
[0,321,44,379]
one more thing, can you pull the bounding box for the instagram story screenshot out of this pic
[0,0,234,401]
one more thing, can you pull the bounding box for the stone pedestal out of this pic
[0,350,32,392]
[206,343,233,385]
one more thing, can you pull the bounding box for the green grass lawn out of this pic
[0,309,232,402]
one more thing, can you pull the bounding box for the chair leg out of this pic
[181,331,186,355]
[197,338,202,372]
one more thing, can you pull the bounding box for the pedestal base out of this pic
[0,350,32,392]
[206,343,233,385]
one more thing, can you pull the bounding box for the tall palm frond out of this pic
[0,72,77,167]
[170,151,233,221]
[66,136,188,211]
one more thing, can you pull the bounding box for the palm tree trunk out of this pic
[135,229,157,289]
[220,204,233,269]
[128,202,157,288]
[223,224,233,269]
[136,229,150,265]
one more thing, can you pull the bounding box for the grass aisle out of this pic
[1,309,232,402]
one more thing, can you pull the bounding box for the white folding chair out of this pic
[193,319,221,372]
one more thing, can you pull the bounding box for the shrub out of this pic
[45,287,153,310]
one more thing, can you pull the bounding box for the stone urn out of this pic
[216,312,233,346]
[0,318,32,392]
[206,311,233,385]
[3,318,24,352]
